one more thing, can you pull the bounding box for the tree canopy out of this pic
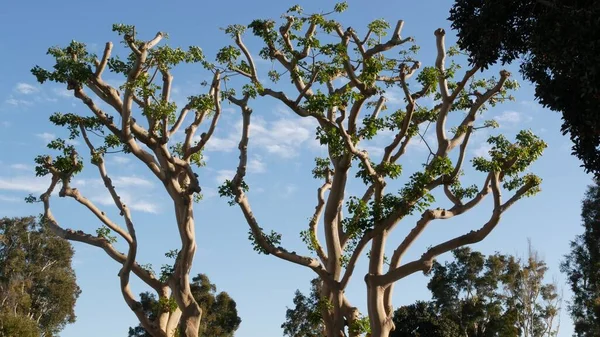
[26,3,552,336]
[391,301,459,337]
[282,247,560,337]
[0,216,80,337]
[218,3,546,336]
[449,0,600,177]
[29,22,224,336]
[128,274,241,337]
[407,246,560,337]
[281,278,324,337]
[561,182,600,336]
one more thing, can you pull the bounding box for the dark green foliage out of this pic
[561,182,600,336]
[390,301,459,337]
[0,313,40,337]
[449,0,600,177]
[391,247,560,337]
[281,278,324,337]
[128,274,241,337]
[218,179,249,206]
[0,217,80,337]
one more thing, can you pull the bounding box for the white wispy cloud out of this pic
[472,142,492,159]
[10,164,31,171]
[215,170,235,184]
[91,192,159,214]
[36,132,56,143]
[203,115,320,158]
[283,184,297,197]
[405,130,437,153]
[112,176,154,188]
[34,132,80,146]
[247,156,266,174]
[383,87,403,105]
[74,175,153,188]
[203,136,238,152]
[14,83,39,95]
[129,201,159,213]
[53,87,72,98]
[5,97,33,107]
[0,176,50,194]
[0,195,20,202]
[519,100,541,112]
[70,174,158,213]
[358,145,385,158]
[202,187,218,199]
[494,110,531,126]
[243,117,318,158]
[111,156,131,164]
[494,110,521,123]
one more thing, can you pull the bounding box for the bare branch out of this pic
[229,98,334,284]
[169,104,192,137]
[389,174,493,271]
[335,26,364,91]
[298,21,318,59]
[188,71,222,155]
[40,177,163,335]
[364,21,412,58]
[95,42,113,78]
[449,70,511,150]
[434,29,449,100]
[235,33,258,82]
[145,32,164,50]
[311,179,332,265]
[72,87,165,181]
[340,229,374,289]
[374,171,536,286]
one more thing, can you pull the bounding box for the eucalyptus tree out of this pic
[129,274,241,337]
[0,216,80,337]
[218,4,546,337]
[29,25,222,337]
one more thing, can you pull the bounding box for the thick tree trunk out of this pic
[370,323,392,337]
[366,281,394,337]
[321,283,347,337]
[178,304,202,337]
[168,200,202,337]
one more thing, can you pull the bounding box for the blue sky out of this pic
[0,1,592,336]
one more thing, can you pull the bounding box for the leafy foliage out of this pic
[561,182,600,336]
[30,24,215,181]
[0,313,41,337]
[128,274,241,337]
[390,301,459,337]
[0,216,80,337]
[392,246,561,337]
[281,278,324,337]
[220,3,546,335]
[449,0,600,177]
[30,22,225,337]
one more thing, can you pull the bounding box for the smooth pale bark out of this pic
[35,32,224,337]
[225,13,541,337]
